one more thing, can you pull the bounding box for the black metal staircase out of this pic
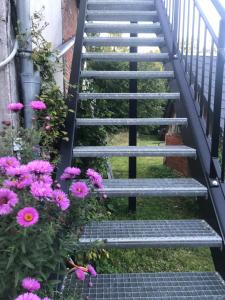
[58,0,225,298]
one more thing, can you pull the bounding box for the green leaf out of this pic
[21,258,35,269]
[6,252,16,270]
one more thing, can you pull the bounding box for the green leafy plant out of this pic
[31,8,68,163]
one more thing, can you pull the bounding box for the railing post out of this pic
[210,19,225,178]
[172,0,179,54]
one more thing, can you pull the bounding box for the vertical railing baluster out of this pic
[173,0,179,54]
[210,19,225,178]
[185,0,190,72]
[221,119,225,182]
[206,40,214,137]
[181,0,186,60]
[200,26,207,117]
[177,0,182,50]
[189,2,195,85]
[194,14,201,101]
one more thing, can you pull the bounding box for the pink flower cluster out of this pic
[7,100,47,113]
[15,277,52,300]
[0,156,105,228]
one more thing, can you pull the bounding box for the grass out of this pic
[94,131,215,274]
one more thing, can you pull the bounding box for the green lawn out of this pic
[94,131,215,274]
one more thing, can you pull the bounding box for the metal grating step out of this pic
[76,118,187,126]
[87,0,155,11]
[73,146,196,158]
[63,272,225,299]
[81,71,174,80]
[83,37,165,47]
[90,178,207,197]
[79,92,180,100]
[86,10,158,22]
[82,52,169,62]
[79,220,222,248]
[85,23,161,34]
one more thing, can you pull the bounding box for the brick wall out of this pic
[165,133,190,177]
[62,0,78,88]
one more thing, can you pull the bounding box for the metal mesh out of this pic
[73,145,196,158]
[63,272,225,299]
[91,178,207,197]
[79,220,221,248]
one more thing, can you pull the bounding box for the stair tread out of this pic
[64,272,225,299]
[87,1,155,11]
[76,117,187,126]
[90,178,207,197]
[85,23,161,33]
[73,145,196,158]
[83,37,165,46]
[82,52,169,62]
[79,219,222,247]
[81,71,174,79]
[87,10,158,16]
[88,0,155,3]
[79,92,180,100]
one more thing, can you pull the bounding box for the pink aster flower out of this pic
[0,156,20,172]
[22,277,41,292]
[30,100,46,110]
[75,268,86,281]
[87,265,97,277]
[52,190,70,211]
[42,298,52,300]
[16,174,33,189]
[7,102,24,112]
[36,175,53,185]
[16,207,39,228]
[86,169,103,186]
[70,181,89,199]
[6,165,28,177]
[15,293,41,300]
[0,188,19,215]
[60,167,81,180]
[27,160,54,175]
[30,182,53,199]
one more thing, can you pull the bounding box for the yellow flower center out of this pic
[24,213,33,222]
[58,195,63,201]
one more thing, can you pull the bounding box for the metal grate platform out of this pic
[79,92,180,100]
[91,178,207,197]
[86,10,158,22]
[83,37,165,47]
[81,71,173,80]
[73,146,196,158]
[79,220,222,248]
[63,272,225,299]
[76,118,188,126]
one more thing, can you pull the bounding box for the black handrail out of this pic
[211,0,225,20]
[162,0,225,182]
[56,0,87,191]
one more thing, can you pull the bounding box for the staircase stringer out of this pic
[56,0,87,191]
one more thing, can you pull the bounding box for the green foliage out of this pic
[31,9,68,162]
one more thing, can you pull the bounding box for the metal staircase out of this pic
[58,0,225,298]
